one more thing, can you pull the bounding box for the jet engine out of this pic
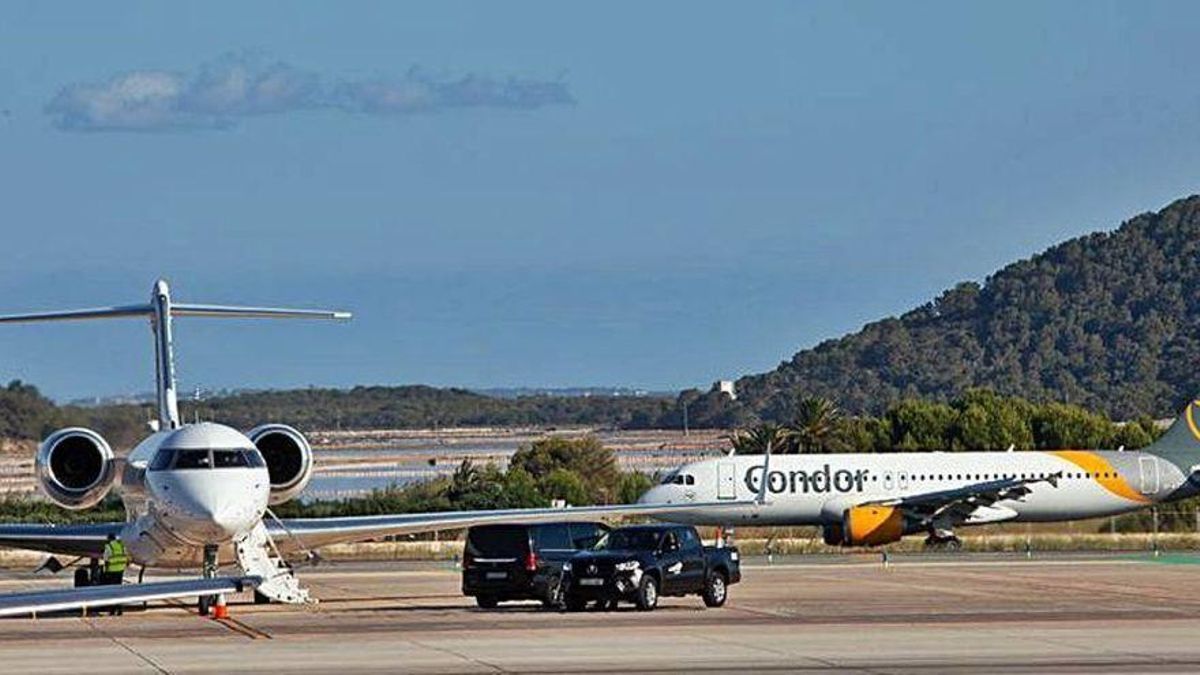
[248,424,314,505]
[36,428,116,510]
[840,505,909,547]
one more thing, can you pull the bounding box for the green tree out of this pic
[541,468,590,506]
[783,395,841,453]
[616,472,654,504]
[726,423,787,455]
[886,399,956,450]
[951,390,1034,450]
[509,436,621,503]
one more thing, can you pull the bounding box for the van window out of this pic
[466,525,529,558]
[534,524,572,551]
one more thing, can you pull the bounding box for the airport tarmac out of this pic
[4,553,1200,673]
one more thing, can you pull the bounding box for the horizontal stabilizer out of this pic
[172,304,352,320]
[0,303,350,323]
[0,304,153,323]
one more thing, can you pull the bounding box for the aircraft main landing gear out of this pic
[923,534,963,551]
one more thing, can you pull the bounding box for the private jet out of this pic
[0,280,751,617]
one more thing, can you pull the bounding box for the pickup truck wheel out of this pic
[635,576,659,611]
[702,571,728,608]
[475,595,499,609]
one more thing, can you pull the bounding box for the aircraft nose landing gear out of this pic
[199,544,218,616]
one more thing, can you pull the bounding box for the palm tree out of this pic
[447,459,482,500]
[725,422,787,455]
[783,396,841,453]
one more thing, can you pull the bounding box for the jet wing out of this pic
[0,523,122,558]
[868,473,1061,525]
[272,500,756,550]
[0,576,260,618]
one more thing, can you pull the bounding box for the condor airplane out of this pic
[638,407,1200,549]
[0,280,750,617]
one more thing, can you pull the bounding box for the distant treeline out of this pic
[0,379,1169,456]
[0,381,683,445]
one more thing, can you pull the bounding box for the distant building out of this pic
[714,380,737,400]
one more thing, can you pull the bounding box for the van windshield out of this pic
[466,525,529,558]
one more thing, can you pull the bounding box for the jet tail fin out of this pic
[1144,400,1200,472]
[0,279,351,430]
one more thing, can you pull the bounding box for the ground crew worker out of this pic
[102,532,128,615]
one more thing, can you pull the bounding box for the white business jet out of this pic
[0,279,749,617]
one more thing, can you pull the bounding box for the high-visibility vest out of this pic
[103,540,128,573]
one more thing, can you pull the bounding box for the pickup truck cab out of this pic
[562,524,740,611]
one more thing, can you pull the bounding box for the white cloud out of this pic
[45,54,574,132]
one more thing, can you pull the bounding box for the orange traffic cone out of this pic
[212,594,229,619]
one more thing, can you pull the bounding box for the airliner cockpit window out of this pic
[660,470,680,485]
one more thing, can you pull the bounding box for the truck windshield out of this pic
[593,529,661,551]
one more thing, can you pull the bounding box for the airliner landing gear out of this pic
[923,533,962,551]
[199,544,218,616]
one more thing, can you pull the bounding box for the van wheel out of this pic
[635,576,659,611]
[564,595,587,612]
[74,568,91,588]
[475,595,499,609]
[702,571,728,608]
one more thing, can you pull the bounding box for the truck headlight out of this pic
[562,561,572,572]
[614,560,640,572]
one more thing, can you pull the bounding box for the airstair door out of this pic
[1139,456,1160,495]
[717,462,737,500]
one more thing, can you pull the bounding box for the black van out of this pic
[462,521,609,608]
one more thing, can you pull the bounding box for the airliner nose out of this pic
[638,485,673,505]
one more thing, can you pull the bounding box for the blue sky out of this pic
[2,1,1200,400]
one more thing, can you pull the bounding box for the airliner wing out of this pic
[872,473,1061,523]
[272,500,756,550]
[0,523,121,558]
[0,576,260,618]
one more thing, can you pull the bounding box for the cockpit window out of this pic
[149,448,175,471]
[212,449,249,468]
[174,449,212,469]
[660,473,695,486]
[148,448,266,471]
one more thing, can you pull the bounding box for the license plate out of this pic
[578,578,604,586]
[485,572,507,580]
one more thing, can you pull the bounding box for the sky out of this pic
[3,1,1200,401]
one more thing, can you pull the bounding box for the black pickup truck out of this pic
[561,524,740,611]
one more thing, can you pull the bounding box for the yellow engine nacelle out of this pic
[842,505,905,547]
